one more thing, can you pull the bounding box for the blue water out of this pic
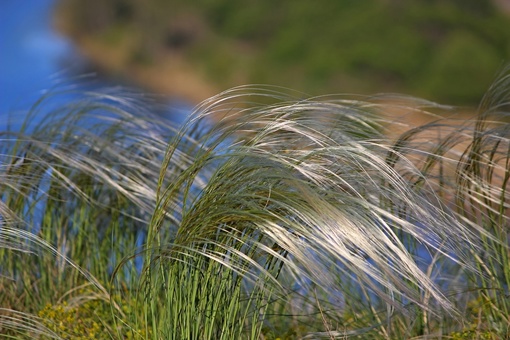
[0,0,192,130]
[0,0,190,277]
[0,0,73,115]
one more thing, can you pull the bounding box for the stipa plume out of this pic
[2,70,510,339]
[146,83,507,339]
[0,90,177,338]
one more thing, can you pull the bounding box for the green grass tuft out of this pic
[2,69,510,338]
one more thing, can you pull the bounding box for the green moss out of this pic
[38,294,150,340]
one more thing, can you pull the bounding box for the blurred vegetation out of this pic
[58,0,510,105]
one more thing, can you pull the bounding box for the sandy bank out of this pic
[54,7,220,106]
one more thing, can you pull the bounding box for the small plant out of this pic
[37,293,150,340]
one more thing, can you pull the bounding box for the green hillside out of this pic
[59,0,510,104]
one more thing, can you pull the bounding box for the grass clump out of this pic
[1,69,510,338]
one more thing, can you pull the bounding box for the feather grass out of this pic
[1,69,510,338]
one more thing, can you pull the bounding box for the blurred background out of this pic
[2,0,510,120]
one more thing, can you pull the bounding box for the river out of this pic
[0,0,191,130]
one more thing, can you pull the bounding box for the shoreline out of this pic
[75,37,220,105]
[53,7,220,106]
[52,3,479,131]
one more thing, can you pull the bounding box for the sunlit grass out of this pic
[1,70,510,339]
